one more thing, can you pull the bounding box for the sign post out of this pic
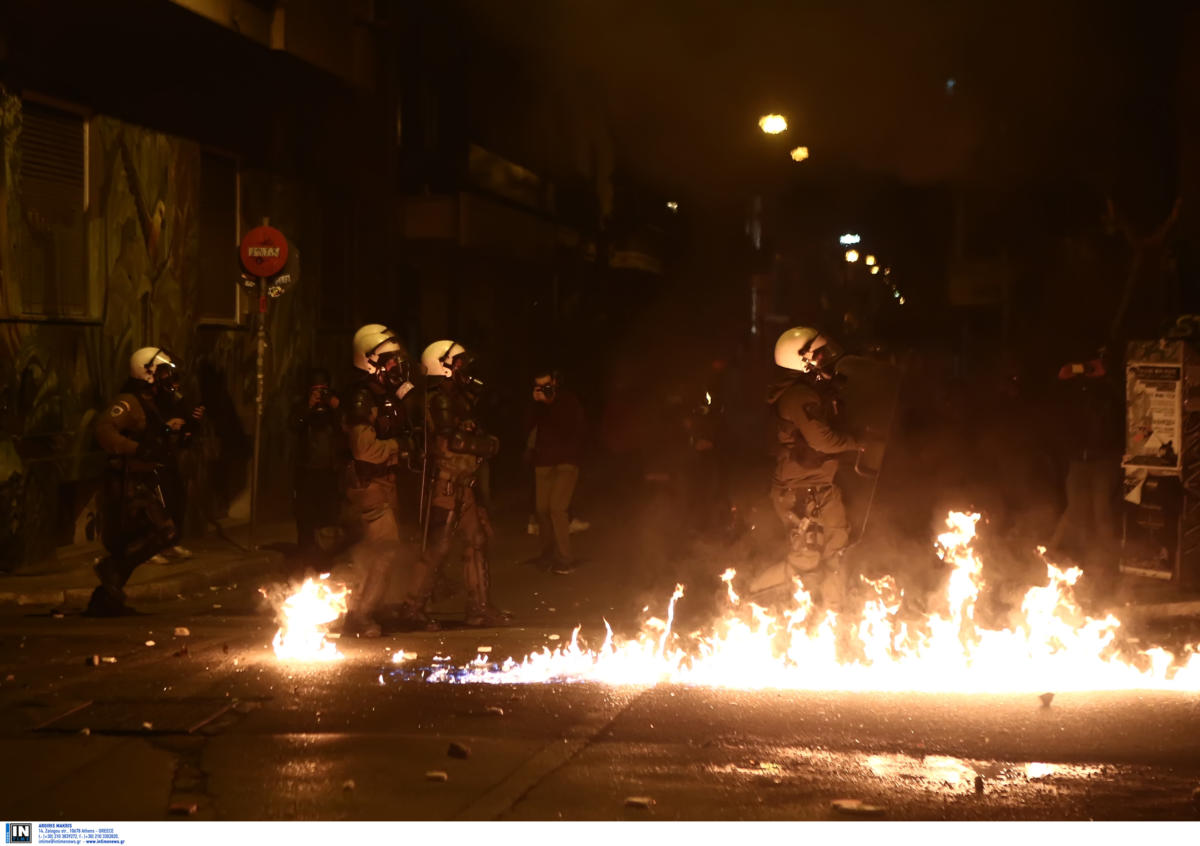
[238,221,294,549]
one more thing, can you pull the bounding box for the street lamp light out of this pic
[839,233,861,245]
[758,114,787,134]
[789,146,809,162]
[865,254,877,267]
[870,266,880,275]
[844,249,860,263]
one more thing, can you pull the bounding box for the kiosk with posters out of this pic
[1120,338,1200,588]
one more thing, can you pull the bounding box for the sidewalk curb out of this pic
[0,550,284,608]
[1121,600,1200,622]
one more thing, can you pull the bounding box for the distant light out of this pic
[666,201,679,212]
[883,267,891,276]
[758,114,788,134]
[893,290,901,299]
[870,266,880,275]
[844,249,860,263]
[898,296,906,305]
[789,146,809,162]
[865,254,876,267]
[839,233,861,245]
[946,78,957,94]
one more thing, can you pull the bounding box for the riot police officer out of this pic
[753,326,871,610]
[341,324,418,637]
[86,347,191,616]
[400,340,510,628]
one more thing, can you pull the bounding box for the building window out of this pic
[12,98,92,319]
[197,150,241,324]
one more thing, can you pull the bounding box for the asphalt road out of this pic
[2,584,1200,823]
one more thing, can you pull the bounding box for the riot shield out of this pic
[834,354,905,544]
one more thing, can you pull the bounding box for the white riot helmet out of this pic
[352,323,391,352]
[354,330,414,398]
[129,347,177,385]
[774,326,840,374]
[421,340,467,379]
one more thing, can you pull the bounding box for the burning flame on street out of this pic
[270,576,348,661]
[415,512,1200,692]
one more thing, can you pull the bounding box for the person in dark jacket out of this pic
[524,368,587,574]
[290,368,345,561]
[1048,345,1124,606]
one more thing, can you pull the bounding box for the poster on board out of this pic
[1125,362,1182,470]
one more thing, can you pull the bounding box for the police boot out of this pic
[463,548,511,627]
[84,560,138,617]
[387,602,442,633]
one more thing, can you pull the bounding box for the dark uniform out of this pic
[341,378,417,633]
[154,391,201,551]
[405,378,507,626]
[762,373,864,607]
[86,380,179,615]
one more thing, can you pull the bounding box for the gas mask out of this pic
[153,361,182,401]
[376,351,414,400]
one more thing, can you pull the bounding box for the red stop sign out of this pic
[239,225,289,278]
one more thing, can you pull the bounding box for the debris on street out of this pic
[447,741,470,759]
[832,799,885,816]
[342,779,356,791]
[168,802,197,816]
[625,796,655,809]
[174,627,191,637]
[484,706,504,716]
[145,640,156,647]
[425,771,448,782]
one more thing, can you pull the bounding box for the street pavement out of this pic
[3,473,1200,821]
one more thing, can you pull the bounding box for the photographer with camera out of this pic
[290,368,346,562]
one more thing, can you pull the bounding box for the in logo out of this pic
[5,823,30,844]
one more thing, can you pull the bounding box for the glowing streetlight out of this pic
[844,249,860,263]
[789,146,809,162]
[865,254,877,267]
[898,296,906,305]
[870,266,880,275]
[839,233,861,245]
[666,201,679,212]
[883,267,891,276]
[758,114,787,134]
